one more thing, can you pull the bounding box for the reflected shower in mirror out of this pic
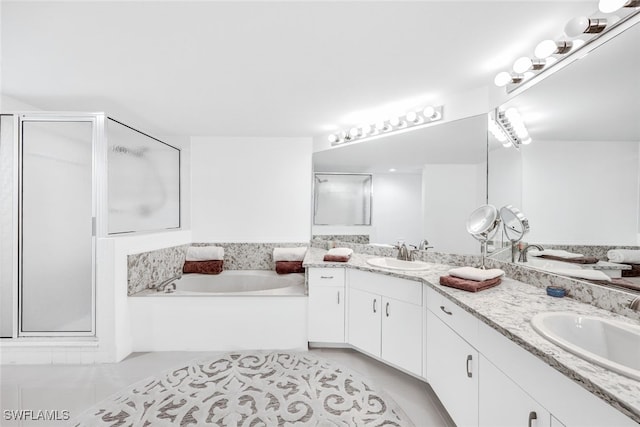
[313,173,372,226]
[313,115,488,254]
[488,20,640,257]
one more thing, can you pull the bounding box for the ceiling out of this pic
[1,1,606,138]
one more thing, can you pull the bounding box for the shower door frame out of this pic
[17,112,105,337]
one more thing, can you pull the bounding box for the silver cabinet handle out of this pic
[337,291,340,305]
[528,411,537,427]
[373,298,377,313]
[466,355,473,378]
[440,306,453,315]
[386,302,390,317]
[320,276,334,279]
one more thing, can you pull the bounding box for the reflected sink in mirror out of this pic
[366,257,431,271]
[519,257,583,271]
[531,312,640,381]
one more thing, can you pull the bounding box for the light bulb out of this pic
[565,16,590,37]
[494,71,512,87]
[406,111,420,123]
[513,57,533,73]
[362,124,372,135]
[521,137,533,145]
[599,0,627,13]
[328,134,338,143]
[502,141,513,148]
[389,116,404,128]
[423,106,436,119]
[534,40,558,59]
[349,127,362,138]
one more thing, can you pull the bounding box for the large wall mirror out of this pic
[488,21,640,264]
[313,115,488,254]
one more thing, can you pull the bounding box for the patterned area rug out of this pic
[72,351,414,426]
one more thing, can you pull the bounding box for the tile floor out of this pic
[0,348,454,426]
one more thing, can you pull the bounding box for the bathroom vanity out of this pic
[304,249,639,427]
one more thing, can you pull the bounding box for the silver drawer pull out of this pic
[386,302,390,317]
[528,411,537,427]
[320,276,334,279]
[466,355,473,378]
[337,291,340,304]
[440,306,453,315]
[373,298,377,313]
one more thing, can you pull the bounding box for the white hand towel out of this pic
[326,248,354,257]
[607,249,640,264]
[527,249,584,259]
[548,268,611,282]
[186,246,224,261]
[273,247,308,262]
[448,267,504,281]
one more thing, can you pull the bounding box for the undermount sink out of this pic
[520,257,583,271]
[366,257,431,271]
[531,312,640,381]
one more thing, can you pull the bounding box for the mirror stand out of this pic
[466,205,501,270]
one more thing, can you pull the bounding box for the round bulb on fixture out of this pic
[406,111,419,123]
[513,57,533,73]
[389,117,402,127]
[494,71,512,87]
[328,134,338,143]
[534,39,557,59]
[502,141,513,148]
[362,124,372,135]
[521,137,533,145]
[565,16,590,37]
[423,106,436,118]
[599,0,628,13]
[349,127,362,138]
[375,121,387,131]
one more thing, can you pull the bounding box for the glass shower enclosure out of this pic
[0,112,180,338]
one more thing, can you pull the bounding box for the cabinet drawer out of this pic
[426,286,478,348]
[349,269,422,305]
[308,268,345,287]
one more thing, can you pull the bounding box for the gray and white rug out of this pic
[72,351,414,426]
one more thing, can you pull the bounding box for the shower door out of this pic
[19,116,96,336]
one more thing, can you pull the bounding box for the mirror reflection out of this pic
[313,173,372,226]
[313,115,488,254]
[488,21,640,289]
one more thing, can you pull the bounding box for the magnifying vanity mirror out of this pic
[499,205,530,262]
[488,19,640,284]
[466,204,501,269]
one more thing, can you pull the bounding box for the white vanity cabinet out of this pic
[347,269,423,376]
[426,309,479,427]
[308,268,345,343]
[479,355,551,427]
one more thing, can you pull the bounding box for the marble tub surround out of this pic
[127,244,189,295]
[191,242,308,270]
[494,242,640,262]
[312,234,370,244]
[303,248,640,422]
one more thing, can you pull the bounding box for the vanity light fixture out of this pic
[328,105,444,146]
[494,107,531,148]
[494,4,640,92]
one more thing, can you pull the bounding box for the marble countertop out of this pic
[303,248,640,423]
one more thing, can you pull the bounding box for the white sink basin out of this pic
[366,257,431,271]
[520,257,583,271]
[531,312,640,381]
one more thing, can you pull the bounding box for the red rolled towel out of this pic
[276,261,305,274]
[540,255,599,264]
[183,260,223,275]
[323,255,350,262]
[439,275,502,293]
[622,264,640,278]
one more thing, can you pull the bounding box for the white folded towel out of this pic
[273,247,308,262]
[186,246,224,261]
[548,268,611,282]
[448,267,504,281]
[528,249,583,259]
[607,249,640,264]
[326,248,354,257]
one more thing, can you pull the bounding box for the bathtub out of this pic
[143,270,305,296]
[128,270,308,352]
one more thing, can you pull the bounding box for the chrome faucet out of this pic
[396,242,411,261]
[518,243,544,263]
[630,296,640,311]
[418,239,433,251]
[156,274,180,293]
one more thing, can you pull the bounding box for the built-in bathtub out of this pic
[141,270,305,296]
[128,270,308,352]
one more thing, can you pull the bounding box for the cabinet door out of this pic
[308,286,344,343]
[381,297,422,376]
[348,287,381,357]
[479,355,551,427]
[427,310,478,427]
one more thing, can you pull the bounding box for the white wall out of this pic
[423,164,486,254]
[191,137,312,242]
[488,146,522,210]
[522,140,639,245]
